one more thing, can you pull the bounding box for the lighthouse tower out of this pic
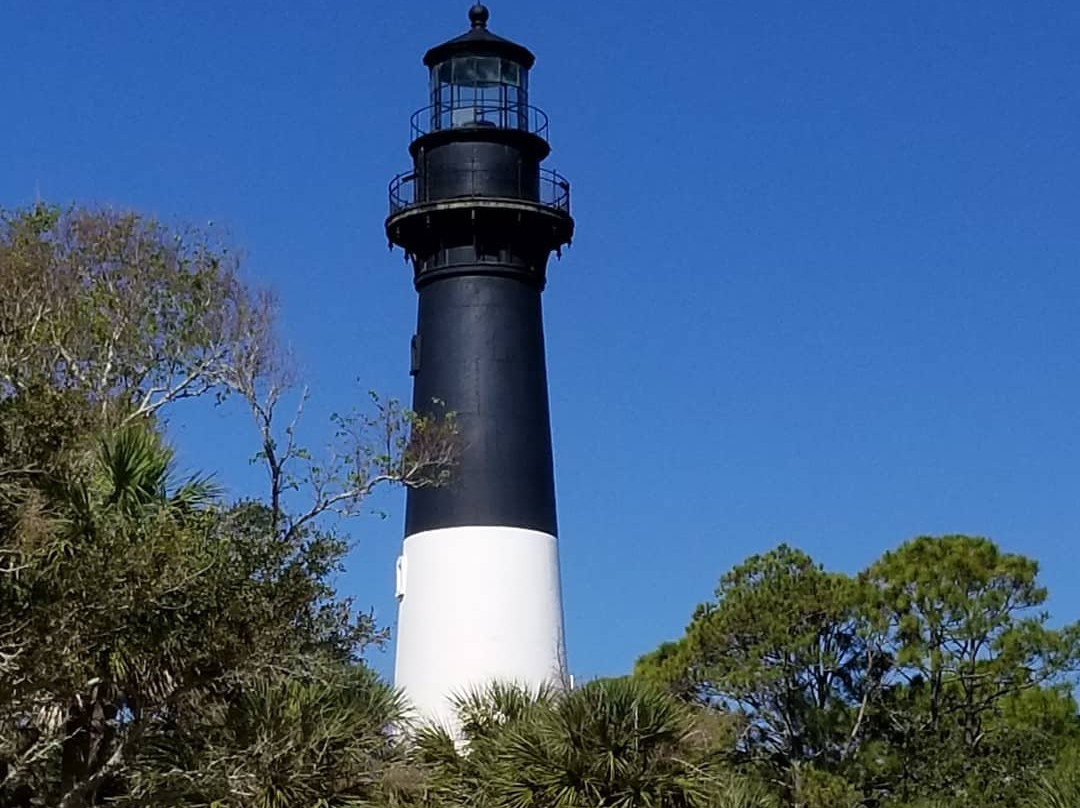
[386,4,574,726]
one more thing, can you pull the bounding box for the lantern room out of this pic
[420,4,539,135]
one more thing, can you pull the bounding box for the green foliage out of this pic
[125,663,405,808]
[0,202,454,807]
[409,683,555,808]
[863,535,1080,805]
[635,545,878,799]
[493,678,710,808]
[1036,742,1080,808]
[639,537,1080,808]
[410,679,775,808]
[0,415,380,806]
[793,766,860,808]
[865,535,1078,697]
[0,204,268,423]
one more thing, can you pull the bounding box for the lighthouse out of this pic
[386,4,574,726]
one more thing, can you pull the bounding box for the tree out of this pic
[409,682,557,808]
[0,202,457,807]
[0,416,398,806]
[491,678,731,808]
[862,535,1080,805]
[638,537,1080,808]
[635,545,881,805]
[124,663,406,808]
[408,679,774,808]
[0,204,268,423]
[1,421,235,806]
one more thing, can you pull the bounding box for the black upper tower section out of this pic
[387,6,573,537]
[386,3,574,290]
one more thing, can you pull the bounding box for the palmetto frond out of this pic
[96,424,218,517]
[492,678,708,808]
[98,425,170,510]
[169,471,222,511]
[449,680,556,742]
[128,663,405,808]
[412,678,769,808]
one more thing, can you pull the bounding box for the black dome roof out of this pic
[423,4,535,69]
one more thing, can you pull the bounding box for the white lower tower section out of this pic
[394,525,567,729]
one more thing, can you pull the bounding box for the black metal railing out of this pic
[389,168,571,216]
[388,173,417,213]
[540,169,571,212]
[410,102,550,141]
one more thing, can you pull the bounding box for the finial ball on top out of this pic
[469,3,490,28]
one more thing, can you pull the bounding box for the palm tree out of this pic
[127,662,407,808]
[407,682,557,808]
[410,678,775,808]
[3,421,222,808]
[494,677,720,808]
[78,423,218,527]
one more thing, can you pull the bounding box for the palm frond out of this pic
[95,424,219,516]
[170,471,222,511]
[98,424,171,511]
[448,680,554,742]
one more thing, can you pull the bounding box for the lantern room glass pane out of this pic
[427,56,532,131]
[477,57,501,85]
[502,60,520,87]
[451,58,474,85]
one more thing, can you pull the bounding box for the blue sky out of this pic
[5,1,1079,682]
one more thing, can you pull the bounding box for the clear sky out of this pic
[5,1,1080,682]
